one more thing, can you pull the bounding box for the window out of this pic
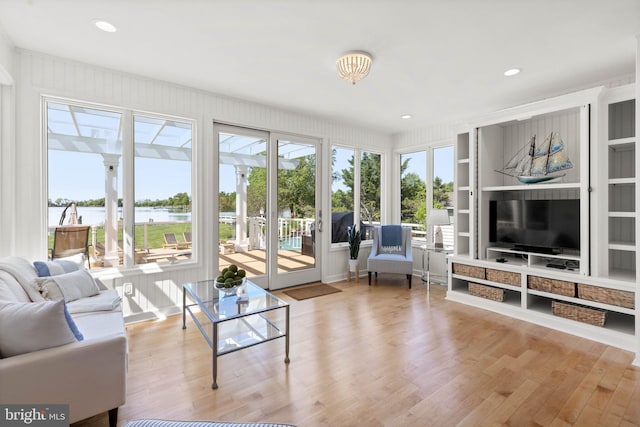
[134,114,193,264]
[399,146,455,244]
[432,146,454,247]
[46,99,194,269]
[330,147,355,243]
[360,151,381,240]
[400,150,427,237]
[330,146,383,243]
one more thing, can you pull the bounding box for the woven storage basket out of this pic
[453,263,485,279]
[577,284,634,309]
[468,282,504,302]
[528,276,575,297]
[551,301,606,327]
[486,268,520,286]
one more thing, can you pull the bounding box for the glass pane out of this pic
[360,151,381,240]
[134,115,193,265]
[331,147,355,243]
[400,151,427,237]
[218,131,267,278]
[433,146,454,247]
[277,139,316,273]
[47,102,123,269]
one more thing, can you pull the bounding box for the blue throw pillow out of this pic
[63,302,84,341]
[33,257,82,277]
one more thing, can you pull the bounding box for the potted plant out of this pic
[347,224,361,272]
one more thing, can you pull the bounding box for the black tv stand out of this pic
[512,245,560,255]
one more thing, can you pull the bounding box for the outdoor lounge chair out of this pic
[183,231,192,247]
[163,233,190,249]
[51,225,90,268]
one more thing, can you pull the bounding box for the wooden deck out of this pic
[219,248,315,275]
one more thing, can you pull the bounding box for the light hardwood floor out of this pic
[75,277,640,426]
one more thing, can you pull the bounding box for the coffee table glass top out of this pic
[183,279,287,323]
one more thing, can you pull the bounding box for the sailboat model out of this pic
[498,132,573,184]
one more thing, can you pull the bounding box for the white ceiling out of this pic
[0,0,638,134]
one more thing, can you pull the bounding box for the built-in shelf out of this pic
[608,136,635,146]
[449,87,638,355]
[608,242,637,251]
[609,211,637,218]
[482,182,581,192]
[608,178,636,185]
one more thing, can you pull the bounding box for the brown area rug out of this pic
[283,283,341,300]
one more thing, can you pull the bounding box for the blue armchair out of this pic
[367,225,413,288]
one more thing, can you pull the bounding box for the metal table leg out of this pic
[285,305,290,364]
[212,322,218,389]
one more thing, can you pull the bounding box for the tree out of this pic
[433,176,453,208]
[278,155,316,218]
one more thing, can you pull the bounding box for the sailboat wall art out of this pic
[498,132,573,184]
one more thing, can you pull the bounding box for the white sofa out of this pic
[0,256,127,427]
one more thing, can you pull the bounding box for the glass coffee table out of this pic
[182,279,290,389]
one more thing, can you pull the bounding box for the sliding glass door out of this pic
[270,134,321,289]
[214,124,321,289]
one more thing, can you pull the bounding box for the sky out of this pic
[49,145,454,202]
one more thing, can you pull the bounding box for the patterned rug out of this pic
[283,283,341,300]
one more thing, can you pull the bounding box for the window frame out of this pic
[330,144,384,246]
[395,140,455,246]
[42,95,197,270]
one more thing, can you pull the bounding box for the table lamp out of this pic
[430,209,450,248]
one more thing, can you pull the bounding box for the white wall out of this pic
[0,26,13,84]
[5,49,392,322]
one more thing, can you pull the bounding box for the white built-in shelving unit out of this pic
[448,86,640,355]
[454,131,474,257]
[600,85,636,283]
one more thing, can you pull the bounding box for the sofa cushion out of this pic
[0,271,30,302]
[0,256,44,302]
[33,255,83,277]
[35,269,100,302]
[67,290,122,314]
[0,299,83,358]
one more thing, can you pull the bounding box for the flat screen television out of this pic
[489,199,580,254]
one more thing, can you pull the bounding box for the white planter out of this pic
[348,259,359,272]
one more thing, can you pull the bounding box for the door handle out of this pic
[317,219,323,233]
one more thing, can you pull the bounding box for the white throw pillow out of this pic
[0,299,83,358]
[35,269,100,302]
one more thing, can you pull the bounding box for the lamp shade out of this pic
[429,209,450,226]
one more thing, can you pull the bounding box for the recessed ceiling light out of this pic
[401,114,413,119]
[504,68,521,77]
[94,20,117,33]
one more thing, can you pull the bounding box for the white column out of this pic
[102,154,121,267]
[235,166,249,252]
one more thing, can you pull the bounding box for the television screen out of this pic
[489,199,580,253]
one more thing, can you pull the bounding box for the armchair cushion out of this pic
[368,225,413,287]
[0,299,83,358]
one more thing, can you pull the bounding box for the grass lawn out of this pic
[49,222,235,250]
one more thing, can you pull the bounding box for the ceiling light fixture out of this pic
[504,68,521,77]
[336,51,372,85]
[401,114,413,119]
[94,20,117,33]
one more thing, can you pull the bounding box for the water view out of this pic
[48,206,192,227]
